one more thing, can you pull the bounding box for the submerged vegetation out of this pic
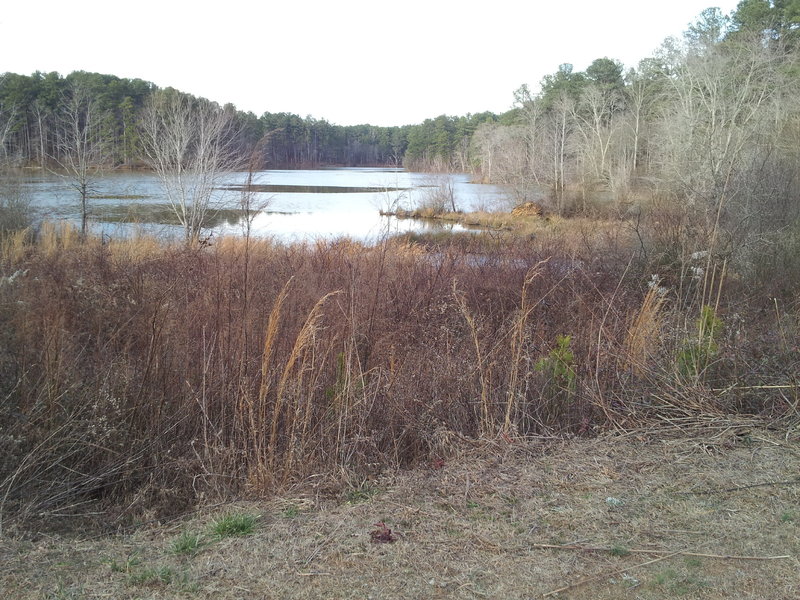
[89,204,247,228]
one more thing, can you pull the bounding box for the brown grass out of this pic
[0,220,797,534]
[624,283,668,377]
[2,426,797,599]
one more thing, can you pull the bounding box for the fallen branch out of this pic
[543,551,683,597]
[532,543,791,561]
[711,384,800,392]
[680,478,800,495]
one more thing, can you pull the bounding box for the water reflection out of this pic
[14,167,511,243]
[219,184,408,194]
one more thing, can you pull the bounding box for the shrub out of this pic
[0,178,32,235]
[536,334,577,395]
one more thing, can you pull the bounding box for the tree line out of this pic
[469,1,800,220]
[2,1,799,201]
[0,71,500,170]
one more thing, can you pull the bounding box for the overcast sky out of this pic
[1,1,739,126]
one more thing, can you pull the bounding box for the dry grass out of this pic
[2,425,797,599]
[393,208,629,246]
[0,219,797,536]
[624,283,668,376]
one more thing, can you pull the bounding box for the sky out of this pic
[1,0,741,126]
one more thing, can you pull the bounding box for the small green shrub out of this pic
[531,334,581,428]
[536,334,577,396]
[610,544,630,557]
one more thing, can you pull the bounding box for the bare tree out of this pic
[140,89,242,243]
[655,33,784,209]
[544,92,576,212]
[625,69,651,174]
[471,122,498,183]
[0,75,18,167]
[52,82,109,236]
[513,84,544,187]
[416,173,458,214]
[0,104,15,167]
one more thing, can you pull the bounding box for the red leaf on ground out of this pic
[370,521,396,543]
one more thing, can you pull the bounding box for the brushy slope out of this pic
[1,220,798,533]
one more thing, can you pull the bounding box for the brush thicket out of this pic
[0,223,795,531]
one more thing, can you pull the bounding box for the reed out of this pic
[504,260,549,434]
[624,282,668,377]
[272,289,341,480]
[250,277,292,483]
[0,227,31,264]
[453,281,493,436]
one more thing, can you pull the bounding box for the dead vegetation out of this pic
[2,425,797,599]
[0,215,798,538]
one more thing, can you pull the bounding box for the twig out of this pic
[679,478,800,495]
[384,499,437,518]
[543,551,684,597]
[532,543,791,561]
[302,521,343,568]
[711,384,800,392]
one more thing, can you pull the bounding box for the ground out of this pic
[3,419,799,599]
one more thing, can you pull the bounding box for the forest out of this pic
[0,70,498,170]
[1,1,800,535]
[2,4,800,217]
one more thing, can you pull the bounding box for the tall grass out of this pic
[0,222,795,532]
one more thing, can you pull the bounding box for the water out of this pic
[11,167,511,243]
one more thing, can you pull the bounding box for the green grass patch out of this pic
[609,544,630,557]
[684,557,702,569]
[345,481,380,504]
[128,565,174,587]
[171,530,203,555]
[210,512,257,537]
[92,203,246,227]
[107,554,141,574]
[282,505,300,518]
[651,560,709,596]
[45,583,83,600]
[89,194,149,200]
[219,183,407,194]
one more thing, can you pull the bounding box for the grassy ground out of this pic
[3,421,798,599]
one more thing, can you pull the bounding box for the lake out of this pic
[11,168,512,243]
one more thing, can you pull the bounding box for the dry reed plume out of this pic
[624,283,667,377]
